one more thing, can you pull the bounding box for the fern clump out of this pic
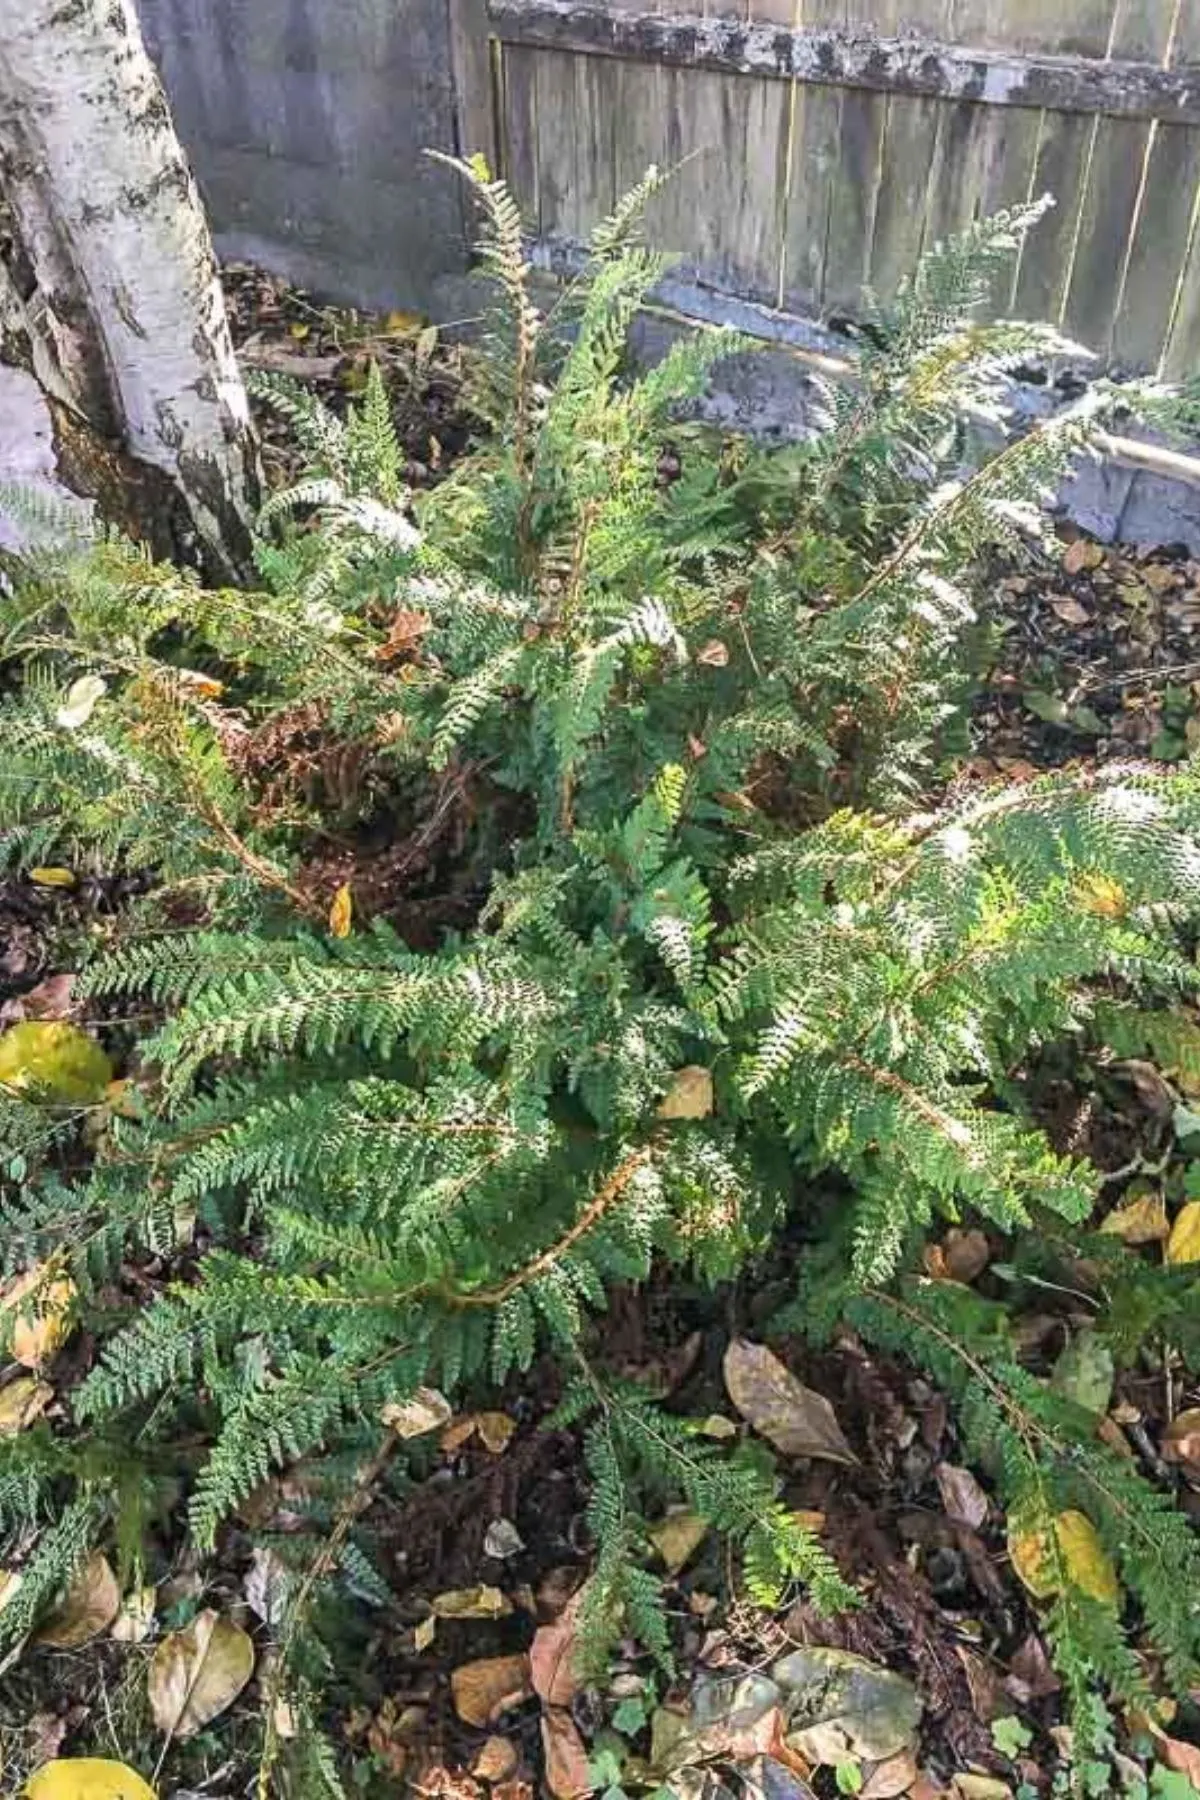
[2,163,1200,1768]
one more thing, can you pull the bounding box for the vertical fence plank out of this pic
[1153,3,1200,378]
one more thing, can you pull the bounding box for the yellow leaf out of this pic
[656,1065,714,1121]
[1168,1200,1200,1265]
[648,1508,708,1575]
[1075,873,1127,919]
[476,1411,516,1454]
[25,1759,157,1800]
[289,321,310,340]
[148,1609,255,1739]
[0,1022,113,1105]
[0,1375,53,1435]
[696,1414,739,1440]
[1008,1508,1119,1606]
[384,310,423,337]
[415,1614,437,1652]
[3,1266,77,1369]
[431,1585,512,1620]
[328,883,353,940]
[381,1386,452,1439]
[1100,1191,1170,1245]
[29,868,76,889]
[37,1552,121,1648]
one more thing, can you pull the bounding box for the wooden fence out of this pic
[448,0,1200,376]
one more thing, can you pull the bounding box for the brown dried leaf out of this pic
[383,1386,453,1439]
[1062,539,1104,575]
[1049,594,1090,626]
[477,1411,517,1454]
[541,1709,594,1799]
[37,1553,121,1648]
[431,1585,512,1620]
[943,1229,991,1284]
[657,1065,714,1121]
[935,1463,989,1530]
[1100,1191,1170,1245]
[147,1608,255,1738]
[723,1339,856,1464]
[473,1737,519,1784]
[862,1749,919,1799]
[1162,1408,1200,1472]
[696,639,730,668]
[1005,1633,1060,1703]
[450,1653,532,1727]
[1160,1733,1200,1785]
[530,1583,588,1706]
[0,1374,53,1436]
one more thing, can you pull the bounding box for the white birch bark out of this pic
[0,0,258,571]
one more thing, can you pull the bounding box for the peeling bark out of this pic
[0,0,259,575]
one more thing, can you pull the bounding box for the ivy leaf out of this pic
[147,1609,255,1739]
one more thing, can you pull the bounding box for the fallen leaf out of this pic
[724,1340,856,1465]
[1162,1408,1200,1473]
[29,868,76,889]
[0,1374,53,1435]
[0,1022,113,1105]
[697,1414,739,1440]
[56,675,107,730]
[25,1760,156,1800]
[174,669,225,700]
[1168,1202,1200,1265]
[415,1614,437,1652]
[1005,1633,1060,1703]
[1100,1191,1170,1244]
[111,1585,156,1645]
[450,1653,532,1727]
[19,974,79,1021]
[473,1737,519,1784]
[775,1647,921,1762]
[657,1065,714,1121]
[328,883,353,939]
[1062,539,1104,575]
[484,1518,524,1560]
[1008,1508,1119,1606]
[477,1412,517,1454]
[37,1553,121,1648]
[649,1508,709,1575]
[861,1749,918,1799]
[942,1228,991,1283]
[530,1582,588,1706]
[1050,1328,1114,1418]
[3,1266,77,1369]
[383,1386,453,1439]
[1075,872,1128,919]
[541,1709,594,1799]
[952,1779,1012,1800]
[431,1585,512,1620]
[244,1545,293,1629]
[147,1608,255,1738]
[696,639,730,668]
[935,1464,989,1530]
[1049,594,1090,625]
[1160,1734,1200,1786]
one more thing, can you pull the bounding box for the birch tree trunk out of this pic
[0,0,258,573]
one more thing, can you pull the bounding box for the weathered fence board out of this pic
[471,0,1200,377]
